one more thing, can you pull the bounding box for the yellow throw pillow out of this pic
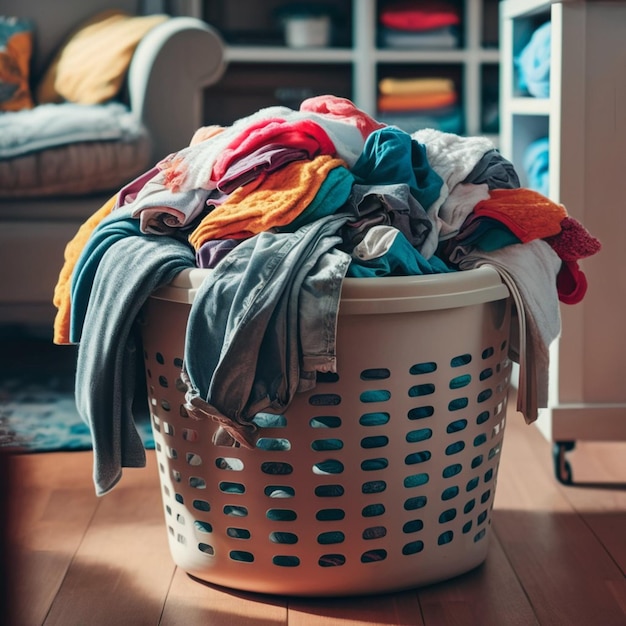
[37,10,168,105]
[0,17,35,111]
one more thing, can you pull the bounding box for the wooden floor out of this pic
[4,400,626,626]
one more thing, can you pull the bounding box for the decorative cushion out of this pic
[37,10,168,105]
[0,16,35,111]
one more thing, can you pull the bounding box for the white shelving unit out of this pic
[186,0,500,138]
[499,0,626,483]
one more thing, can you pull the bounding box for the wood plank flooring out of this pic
[4,401,626,626]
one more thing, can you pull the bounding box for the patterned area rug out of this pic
[0,336,154,453]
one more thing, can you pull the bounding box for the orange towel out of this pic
[377,91,457,112]
[188,155,346,248]
[473,188,568,243]
[52,194,118,344]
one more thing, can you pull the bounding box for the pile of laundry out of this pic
[52,94,601,495]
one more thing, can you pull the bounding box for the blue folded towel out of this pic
[516,21,551,98]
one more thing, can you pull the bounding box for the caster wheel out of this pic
[553,441,575,485]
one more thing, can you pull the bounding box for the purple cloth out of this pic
[196,239,242,268]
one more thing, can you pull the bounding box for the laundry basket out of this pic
[140,266,512,596]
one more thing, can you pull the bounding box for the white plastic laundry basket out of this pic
[141,267,512,596]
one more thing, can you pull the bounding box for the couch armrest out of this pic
[127,17,226,164]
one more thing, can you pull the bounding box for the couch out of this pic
[0,0,225,337]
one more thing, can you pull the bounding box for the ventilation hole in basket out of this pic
[186,453,202,466]
[439,509,457,524]
[408,406,434,420]
[484,468,494,483]
[309,415,341,428]
[480,368,493,381]
[464,499,476,514]
[193,499,210,512]
[156,352,164,365]
[311,438,343,452]
[198,543,214,556]
[438,531,454,545]
[488,444,501,460]
[319,554,346,567]
[406,428,433,443]
[316,508,345,521]
[189,476,206,489]
[361,435,389,449]
[224,505,248,517]
[166,447,178,460]
[318,531,345,545]
[267,508,297,521]
[145,362,151,375]
[361,549,387,563]
[496,363,501,373]
[163,422,174,436]
[360,389,391,403]
[161,400,171,412]
[477,389,493,403]
[168,526,174,536]
[362,480,386,494]
[446,419,467,434]
[176,513,185,525]
[492,420,503,437]
[156,442,162,453]
[256,437,292,451]
[313,460,344,475]
[477,510,488,525]
[363,526,387,540]
[481,489,491,504]
[443,463,462,478]
[408,384,435,398]
[403,541,425,555]
[194,521,212,533]
[448,397,468,411]
[177,534,186,545]
[471,455,484,469]
[309,393,341,406]
[216,457,244,471]
[151,396,157,407]
[441,486,459,500]
[182,428,198,442]
[315,484,344,497]
[317,371,339,383]
[466,477,479,492]
[482,347,494,359]
[476,411,490,425]
[252,413,287,428]
[227,527,251,539]
[404,473,429,488]
[165,505,172,516]
[164,485,171,498]
[175,377,187,394]
[404,496,427,511]
[360,458,389,472]
[158,375,168,388]
[273,555,300,567]
[462,521,473,534]
[403,519,424,533]
[445,441,465,456]
[410,361,437,375]
[270,531,298,544]
[219,481,245,494]
[494,401,505,417]
[179,404,189,418]
[153,414,161,429]
[474,529,487,542]
[261,462,293,475]
[230,550,254,563]
[451,354,472,367]
[449,374,471,389]
[171,470,181,483]
[359,412,390,426]
[362,503,385,517]
[159,463,165,475]
[265,485,295,498]
[405,451,431,465]
[473,434,487,447]
[500,339,507,351]
[361,368,391,381]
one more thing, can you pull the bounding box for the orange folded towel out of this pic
[377,91,457,112]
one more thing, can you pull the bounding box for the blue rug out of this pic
[0,372,154,453]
